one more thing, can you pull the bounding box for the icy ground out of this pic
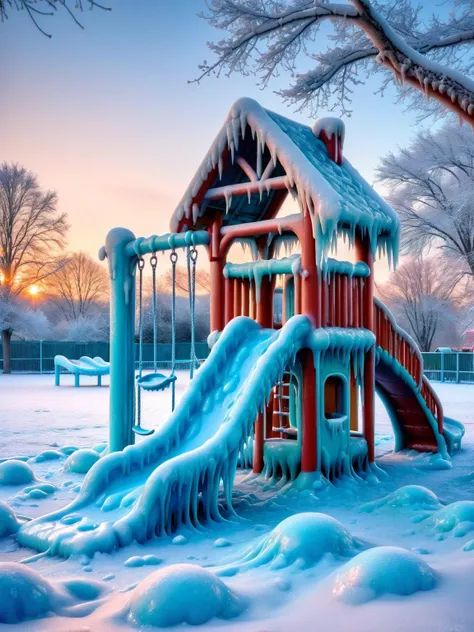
[0,373,473,631]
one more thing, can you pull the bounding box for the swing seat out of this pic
[132,425,155,437]
[136,372,177,392]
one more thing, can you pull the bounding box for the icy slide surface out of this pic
[18,316,313,558]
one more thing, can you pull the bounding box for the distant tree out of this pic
[0,162,68,373]
[0,294,52,351]
[378,257,463,351]
[55,313,109,342]
[158,266,210,296]
[200,0,474,125]
[377,122,474,279]
[47,251,108,321]
[0,1,110,37]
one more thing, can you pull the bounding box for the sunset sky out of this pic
[3,0,421,281]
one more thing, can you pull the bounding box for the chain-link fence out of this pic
[422,352,474,383]
[1,342,473,382]
[0,341,210,373]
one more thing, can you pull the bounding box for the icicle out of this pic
[192,203,200,224]
[256,138,262,178]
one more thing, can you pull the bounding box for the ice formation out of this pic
[217,513,363,575]
[18,316,313,557]
[126,564,246,628]
[0,459,35,486]
[0,562,111,623]
[425,501,474,536]
[64,448,101,474]
[360,486,442,513]
[170,97,400,268]
[0,563,52,623]
[332,546,437,605]
[0,501,20,537]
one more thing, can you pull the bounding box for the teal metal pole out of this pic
[100,228,137,452]
[125,230,210,258]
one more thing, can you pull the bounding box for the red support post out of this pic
[253,412,265,473]
[209,216,225,333]
[321,276,327,327]
[257,278,273,329]
[234,279,242,318]
[242,279,250,317]
[356,233,375,463]
[300,210,320,327]
[225,277,234,324]
[301,348,318,473]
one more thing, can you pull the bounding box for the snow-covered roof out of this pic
[171,97,400,264]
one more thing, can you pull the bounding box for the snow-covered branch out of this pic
[0,0,111,37]
[200,0,474,122]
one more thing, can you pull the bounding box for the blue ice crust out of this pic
[0,459,35,485]
[217,513,363,575]
[0,563,52,623]
[64,448,101,474]
[425,501,474,536]
[332,546,437,605]
[126,564,246,628]
[18,316,313,557]
[360,486,442,513]
[0,562,110,623]
[0,501,20,537]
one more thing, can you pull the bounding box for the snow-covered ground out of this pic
[0,373,473,631]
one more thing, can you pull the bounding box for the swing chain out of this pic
[188,246,198,379]
[170,249,177,411]
[150,254,158,372]
[136,256,145,429]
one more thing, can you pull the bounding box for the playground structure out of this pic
[18,98,464,557]
[54,355,110,387]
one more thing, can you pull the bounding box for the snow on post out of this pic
[312,118,345,166]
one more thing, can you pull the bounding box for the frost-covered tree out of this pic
[158,265,211,296]
[47,251,108,321]
[0,293,52,364]
[199,0,474,124]
[0,162,68,372]
[378,256,464,351]
[55,313,109,342]
[0,1,110,37]
[377,121,474,278]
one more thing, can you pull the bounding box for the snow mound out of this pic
[0,460,35,486]
[360,486,441,513]
[426,501,474,536]
[0,563,52,623]
[126,564,246,628]
[332,547,437,605]
[0,501,20,537]
[31,450,63,463]
[64,449,100,474]
[218,513,361,574]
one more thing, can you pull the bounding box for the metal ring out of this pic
[150,255,158,268]
[137,257,145,270]
[190,247,198,263]
[170,251,178,264]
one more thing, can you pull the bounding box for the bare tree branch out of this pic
[0,0,111,36]
[200,0,474,123]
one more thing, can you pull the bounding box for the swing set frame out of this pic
[100,228,210,452]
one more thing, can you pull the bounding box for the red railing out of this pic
[321,272,365,328]
[374,298,443,434]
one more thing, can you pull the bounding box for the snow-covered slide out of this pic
[18,316,313,558]
[374,298,464,455]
